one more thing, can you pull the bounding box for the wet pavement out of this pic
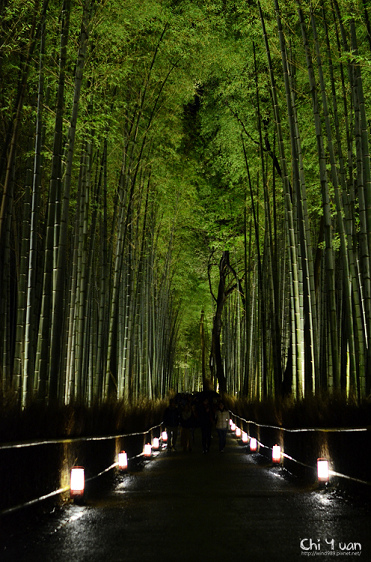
[1,432,370,561]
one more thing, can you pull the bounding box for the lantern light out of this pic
[317,458,329,483]
[250,437,257,452]
[235,427,241,438]
[70,466,85,498]
[161,431,168,442]
[152,437,160,450]
[272,444,281,464]
[230,422,236,432]
[144,443,152,457]
[242,432,248,443]
[118,451,128,470]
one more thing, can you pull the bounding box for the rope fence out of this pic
[0,423,163,451]
[229,411,371,487]
[0,422,163,517]
[1,414,370,517]
[229,412,369,433]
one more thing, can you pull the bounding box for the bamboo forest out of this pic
[1,0,371,414]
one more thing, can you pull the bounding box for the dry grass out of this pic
[228,393,371,429]
[0,395,166,443]
[1,389,370,443]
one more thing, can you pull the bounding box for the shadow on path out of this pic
[1,431,371,561]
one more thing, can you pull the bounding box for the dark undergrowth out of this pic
[0,394,167,443]
[1,391,370,444]
[227,393,371,429]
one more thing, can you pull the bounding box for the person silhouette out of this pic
[198,397,214,453]
[215,401,229,452]
[163,399,180,450]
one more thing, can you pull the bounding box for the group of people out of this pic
[163,393,230,454]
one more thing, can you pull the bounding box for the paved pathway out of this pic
[1,432,370,561]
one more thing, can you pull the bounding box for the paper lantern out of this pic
[235,427,241,438]
[250,437,257,452]
[144,443,152,457]
[118,451,128,470]
[272,444,281,464]
[70,466,85,498]
[152,437,160,450]
[230,422,236,432]
[161,431,168,442]
[317,458,329,482]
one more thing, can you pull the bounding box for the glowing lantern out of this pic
[317,458,329,482]
[250,437,257,452]
[144,443,152,457]
[272,444,281,464]
[161,431,168,442]
[70,466,85,498]
[242,432,248,443]
[152,437,160,449]
[235,427,241,438]
[118,451,128,470]
[231,422,236,432]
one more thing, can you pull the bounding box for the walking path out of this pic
[1,431,370,561]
